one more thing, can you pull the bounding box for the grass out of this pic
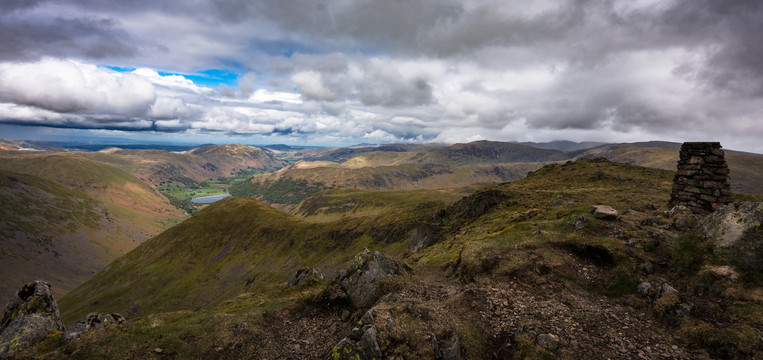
[41,157,763,358]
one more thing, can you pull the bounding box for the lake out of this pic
[191,194,231,204]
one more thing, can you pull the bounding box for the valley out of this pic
[0,139,762,359]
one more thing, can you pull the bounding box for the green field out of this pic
[158,167,277,214]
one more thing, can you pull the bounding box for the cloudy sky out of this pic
[1,0,762,152]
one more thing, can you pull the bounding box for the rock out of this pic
[571,215,585,232]
[0,281,65,358]
[637,280,679,304]
[287,267,325,287]
[590,205,618,220]
[641,261,654,274]
[339,249,406,308]
[537,333,559,350]
[637,282,653,300]
[61,312,130,344]
[698,201,763,271]
[432,331,460,360]
[328,309,382,360]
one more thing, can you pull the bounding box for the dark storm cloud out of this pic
[1,0,763,151]
[0,6,135,61]
[654,0,763,96]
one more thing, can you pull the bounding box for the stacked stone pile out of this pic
[668,142,733,214]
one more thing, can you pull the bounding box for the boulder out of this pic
[339,249,406,308]
[0,281,65,357]
[698,201,763,271]
[637,280,691,325]
[61,312,130,344]
[537,333,559,351]
[432,331,461,360]
[590,205,618,220]
[287,267,325,288]
[637,280,678,304]
[328,309,382,360]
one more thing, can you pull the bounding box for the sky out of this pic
[0,0,762,152]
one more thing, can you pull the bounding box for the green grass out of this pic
[159,186,227,200]
[29,157,763,359]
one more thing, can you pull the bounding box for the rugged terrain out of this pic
[0,152,185,301]
[233,140,763,210]
[15,158,760,359]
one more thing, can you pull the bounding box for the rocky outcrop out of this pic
[668,142,733,214]
[339,249,406,308]
[0,281,65,358]
[536,333,559,351]
[637,280,691,325]
[698,201,763,271]
[287,268,325,288]
[61,312,130,344]
[328,309,382,360]
[432,331,461,360]
[589,205,618,220]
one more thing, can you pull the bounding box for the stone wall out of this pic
[668,142,733,214]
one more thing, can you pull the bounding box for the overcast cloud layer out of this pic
[1,0,762,152]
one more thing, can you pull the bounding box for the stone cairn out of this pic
[668,142,733,214]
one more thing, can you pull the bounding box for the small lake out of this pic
[191,194,231,204]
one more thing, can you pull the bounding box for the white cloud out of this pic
[0,58,155,116]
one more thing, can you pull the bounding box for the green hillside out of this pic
[58,194,444,323]
[231,161,544,209]
[577,144,763,194]
[0,152,184,301]
[43,158,762,359]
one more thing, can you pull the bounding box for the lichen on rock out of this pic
[0,280,65,358]
[61,312,131,344]
[698,201,763,271]
[339,249,406,308]
[287,267,325,288]
[328,308,382,360]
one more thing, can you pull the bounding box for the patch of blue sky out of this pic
[101,65,241,88]
[102,65,136,72]
[164,69,240,87]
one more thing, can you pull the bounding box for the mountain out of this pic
[230,141,572,209]
[425,140,567,164]
[230,161,543,210]
[0,151,184,301]
[0,170,104,300]
[58,193,444,323]
[77,143,286,187]
[279,143,449,162]
[517,140,607,151]
[575,143,763,194]
[0,138,64,151]
[45,158,763,359]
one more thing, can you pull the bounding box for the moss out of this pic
[672,234,713,276]
[653,293,680,316]
[603,263,639,297]
[34,330,63,354]
[681,321,761,356]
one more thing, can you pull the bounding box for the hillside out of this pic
[43,158,763,359]
[0,138,64,151]
[0,152,184,301]
[230,140,570,209]
[423,140,568,165]
[0,170,104,300]
[80,143,286,187]
[58,194,446,323]
[271,143,449,162]
[577,143,763,194]
[231,161,544,209]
